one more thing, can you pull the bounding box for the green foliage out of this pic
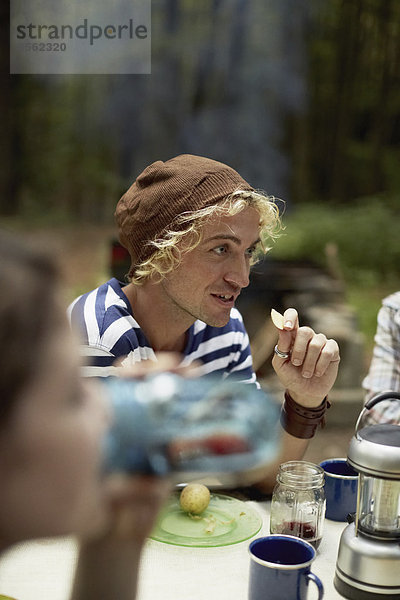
[346,285,395,356]
[293,0,400,203]
[3,77,123,223]
[2,1,400,223]
[272,196,400,285]
[270,196,400,352]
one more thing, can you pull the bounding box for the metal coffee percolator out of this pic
[334,391,400,599]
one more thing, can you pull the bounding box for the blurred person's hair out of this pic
[0,230,62,426]
[130,190,283,285]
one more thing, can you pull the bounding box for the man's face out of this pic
[160,206,261,327]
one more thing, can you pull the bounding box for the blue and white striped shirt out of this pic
[68,278,257,383]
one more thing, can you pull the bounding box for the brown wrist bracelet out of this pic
[280,391,330,439]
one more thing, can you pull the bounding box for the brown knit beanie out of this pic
[115,154,253,274]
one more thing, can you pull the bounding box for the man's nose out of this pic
[224,258,250,289]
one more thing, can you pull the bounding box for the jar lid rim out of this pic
[277,461,324,486]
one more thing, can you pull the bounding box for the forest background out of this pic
[1,0,400,368]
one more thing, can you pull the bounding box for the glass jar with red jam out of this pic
[270,460,326,548]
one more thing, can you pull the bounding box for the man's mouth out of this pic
[211,293,236,304]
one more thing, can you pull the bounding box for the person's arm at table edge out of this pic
[71,538,142,600]
[70,476,170,600]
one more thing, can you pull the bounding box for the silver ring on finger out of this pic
[274,344,290,359]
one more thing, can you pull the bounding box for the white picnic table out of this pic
[0,498,346,600]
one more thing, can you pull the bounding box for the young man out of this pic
[69,154,340,489]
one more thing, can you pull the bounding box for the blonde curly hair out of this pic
[130,190,283,285]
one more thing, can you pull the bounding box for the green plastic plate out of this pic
[150,493,262,547]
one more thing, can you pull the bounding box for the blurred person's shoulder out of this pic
[379,292,400,332]
[382,292,400,312]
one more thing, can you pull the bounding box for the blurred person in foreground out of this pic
[361,291,400,426]
[69,154,341,491]
[0,230,169,600]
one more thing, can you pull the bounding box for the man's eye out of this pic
[246,246,256,256]
[213,245,227,255]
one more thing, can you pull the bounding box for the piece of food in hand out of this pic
[180,483,211,515]
[271,308,285,330]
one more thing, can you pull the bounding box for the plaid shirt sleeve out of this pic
[361,292,400,424]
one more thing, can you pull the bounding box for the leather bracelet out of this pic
[280,391,330,439]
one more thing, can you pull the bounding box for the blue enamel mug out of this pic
[248,535,324,600]
[319,458,358,521]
